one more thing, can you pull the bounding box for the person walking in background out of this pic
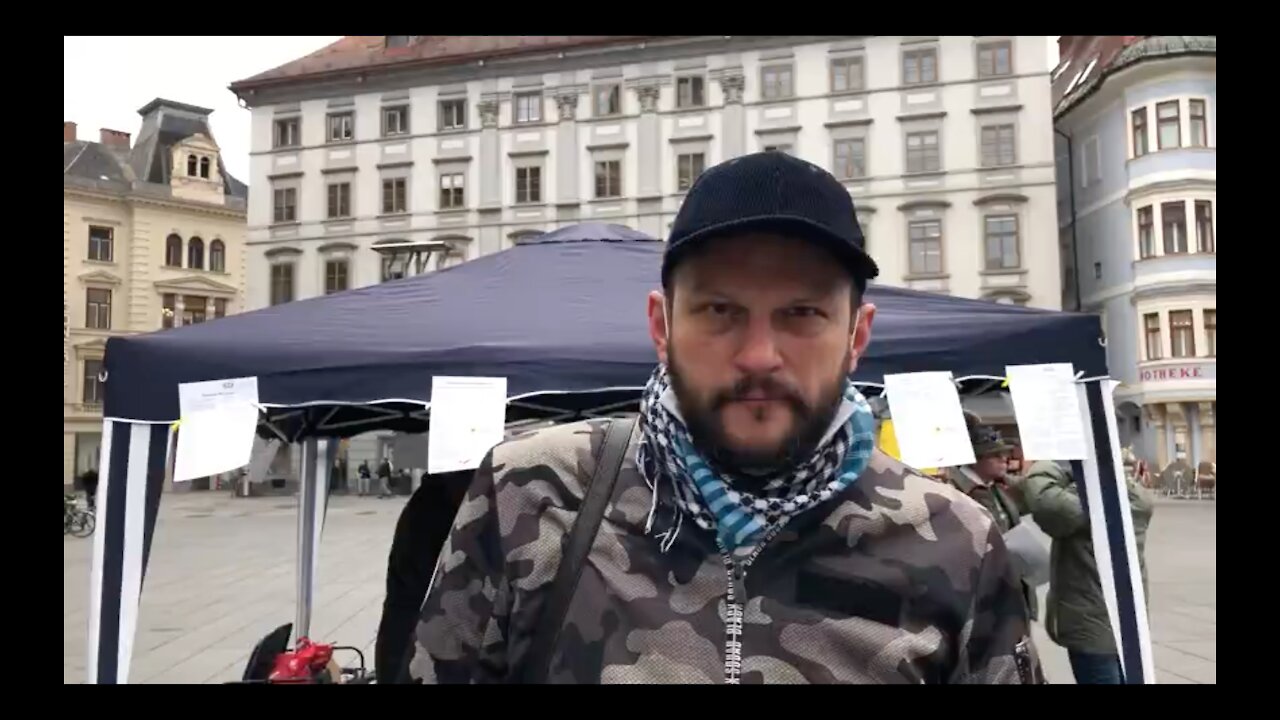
[1018,459,1155,684]
[376,457,393,499]
[357,461,372,497]
[80,467,99,511]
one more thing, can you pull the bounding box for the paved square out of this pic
[63,494,1214,684]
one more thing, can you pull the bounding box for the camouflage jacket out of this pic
[409,419,1042,684]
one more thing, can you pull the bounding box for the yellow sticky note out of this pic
[1000,377,1010,388]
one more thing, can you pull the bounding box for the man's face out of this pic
[647,234,876,473]
[975,454,1009,482]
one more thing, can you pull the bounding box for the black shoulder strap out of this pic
[521,416,636,684]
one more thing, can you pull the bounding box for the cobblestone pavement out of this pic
[63,494,1214,684]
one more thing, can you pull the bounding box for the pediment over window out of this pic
[74,338,109,352]
[78,269,122,285]
[982,288,1032,304]
[974,192,1029,206]
[153,275,238,295]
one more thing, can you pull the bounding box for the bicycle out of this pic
[64,494,95,538]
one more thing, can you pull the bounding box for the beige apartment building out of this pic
[62,98,248,488]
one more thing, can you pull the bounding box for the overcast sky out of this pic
[64,36,340,181]
[66,36,1060,182]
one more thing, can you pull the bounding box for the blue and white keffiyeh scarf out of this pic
[636,365,876,554]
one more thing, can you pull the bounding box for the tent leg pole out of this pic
[296,438,328,642]
[1075,381,1156,684]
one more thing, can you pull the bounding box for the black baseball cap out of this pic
[663,151,880,291]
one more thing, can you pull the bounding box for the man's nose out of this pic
[733,316,784,374]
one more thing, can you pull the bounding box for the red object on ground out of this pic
[268,637,335,683]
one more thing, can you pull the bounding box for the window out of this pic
[908,220,943,275]
[182,296,207,326]
[1162,202,1188,254]
[325,259,349,295]
[383,106,409,136]
[162,294,176,329]
[1131,107,1150,158]
[833,139,866,179]
[831,56,865,93]
[595,160,622,198]
[594,84,621,117]
[214,298,227,319]
[327,182,352,219]
[984,215,1020,270]
[199,157,210,179]
[85,288,111,330]
[514,93,542,124]
[273,118,300,149]
[763,144,792,154]
[327,112,354,143]
[273,187,297,223]
[1157,101,1181,150]
[905,131,940,173]
[676,76,706,108]
[1204,309,1216,356]
[676,153,706,191]
[165,234,183,267]
[903,48,938,85]
[270,264,295,306]
[187,154,198,177]
[187,237,204,270]
[761,65,794,100]
[1137,206,1155,259]
[209,239,225,272]
[382,178,407,214]
[1189,99,1208,147]
[438,99,467,131]
[981,125,1017,167]
[1082,136,1101,184]
[88,226,113,262]
[977,41,1013,78]
[1170,310,1195,357]
[439,173,465,209]
[1094,261,1103,280]
[1144,313,1163,360]
[515,166,542,204]
[83,359,104,405]
[385,35,415,48]
[1195,201,1214,253]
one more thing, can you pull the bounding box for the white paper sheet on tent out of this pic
[883,371,975,469]
[1006,363,1089,461]
[173,377,260,482]
[428,376,508,474]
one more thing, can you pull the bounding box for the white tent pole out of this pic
[295,437,329,642]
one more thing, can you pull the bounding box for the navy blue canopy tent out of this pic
[102,222,1107,437]
[88,223,1149,685]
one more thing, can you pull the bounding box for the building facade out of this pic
[230,35,1062,467]
[1053,36,1216,468]
[62,99,248,488]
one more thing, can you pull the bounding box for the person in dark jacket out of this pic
[80,468,99,510]
[375,469,473,683]
[376,458,393,499]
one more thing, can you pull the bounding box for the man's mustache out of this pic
[711,376,809,411]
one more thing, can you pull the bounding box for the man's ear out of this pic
[647,290,670,364]
[848,303,876,373]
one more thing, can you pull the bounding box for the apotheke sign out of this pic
[1139,363,1216,382]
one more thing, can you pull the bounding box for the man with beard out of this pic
[406,152,1041,685]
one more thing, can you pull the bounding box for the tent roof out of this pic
[103,223,1106,437]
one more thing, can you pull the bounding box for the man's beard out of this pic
[667,345,850,481]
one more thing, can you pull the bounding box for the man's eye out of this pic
[787,307,822,318]
[708,303,734,315]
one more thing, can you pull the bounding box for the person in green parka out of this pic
[1017,459,1155,684]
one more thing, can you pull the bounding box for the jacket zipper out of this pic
[716,524,785,685]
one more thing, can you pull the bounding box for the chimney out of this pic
[100,128,131,150]
[64,121,77,142]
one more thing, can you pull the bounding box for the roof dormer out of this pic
[170,133,225,205]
